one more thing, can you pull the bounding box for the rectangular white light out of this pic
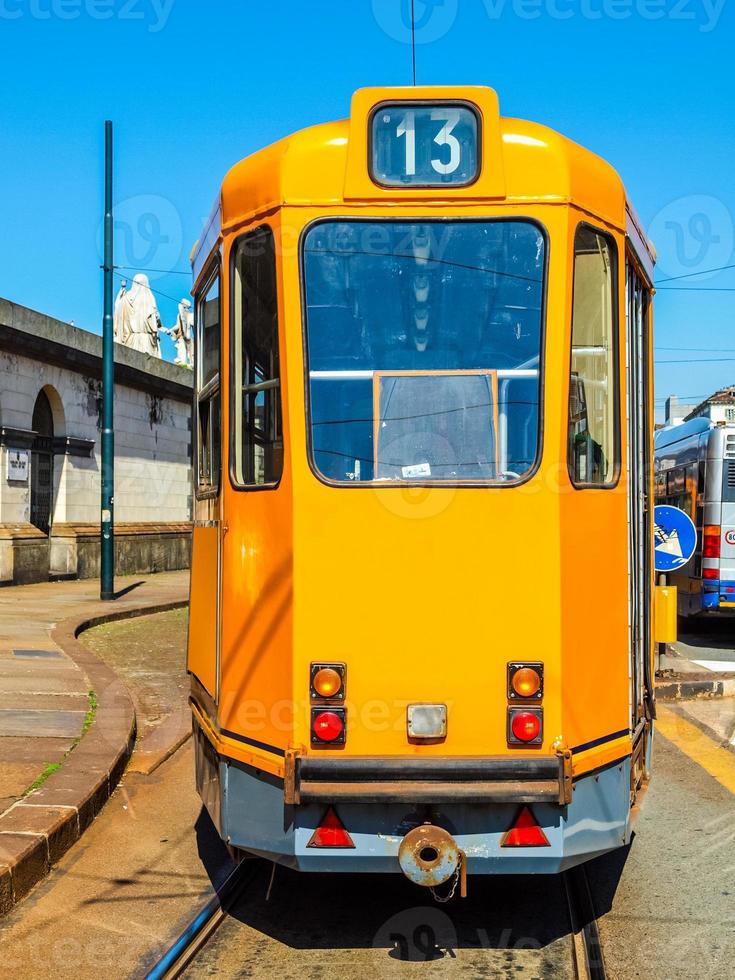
[407,704,447,739]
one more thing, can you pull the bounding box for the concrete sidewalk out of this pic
[0,572,189,913]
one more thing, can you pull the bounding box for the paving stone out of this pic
[0,737,75,764]
[28,769,109,830]
[0,660,77,678]
[0,709,85,738]
[0,806,78,863]
[0,675,87,695]
[0,762,46,801]
[0,693,89,712]
[0,571,188,913]
[0,798,17,820]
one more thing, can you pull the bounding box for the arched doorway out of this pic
[31,389,54,534]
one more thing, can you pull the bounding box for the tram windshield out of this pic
[302,220,545,484]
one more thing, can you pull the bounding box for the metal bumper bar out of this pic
[285,753,573,806]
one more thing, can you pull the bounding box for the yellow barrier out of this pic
[654,585,678,644]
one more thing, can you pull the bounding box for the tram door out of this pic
[626,254,653,726]
[31,390,54,535]
[188,263,222,702]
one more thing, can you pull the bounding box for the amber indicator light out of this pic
[507,662,544,700]
[310,663,346,701]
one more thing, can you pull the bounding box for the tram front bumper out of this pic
[193,726,631,875]
[285,753,573,806]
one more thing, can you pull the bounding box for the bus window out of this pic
[196,268,221,493]
[568,226,618,487]
[302,219,546,485]
[231,226,283,487]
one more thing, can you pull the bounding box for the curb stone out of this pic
[656,676,735,701]
[0,597,187,915]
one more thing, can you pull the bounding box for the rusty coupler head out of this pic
[398,824,460,888]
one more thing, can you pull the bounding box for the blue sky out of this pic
[0,0,733,408]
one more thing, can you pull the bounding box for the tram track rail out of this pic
[145,859,257,980]
[564,865,608,980]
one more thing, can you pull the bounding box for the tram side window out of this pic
[232,226,283,487]
[568,226,618,486]
[196,270,221,492]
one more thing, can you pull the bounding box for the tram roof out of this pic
[193,87,652,282]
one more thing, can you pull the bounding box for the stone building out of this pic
[684,386,735,425]
[0,298,193,585]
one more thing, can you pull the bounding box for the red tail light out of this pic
[500,806,550,847]
[703,568,719,580]
[703,526,721,559]
[311,708,346,745]
[307,806,355,848]
[508,708,543,745]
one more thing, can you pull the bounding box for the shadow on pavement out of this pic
[677,616,735,649]
[112,580,146,600]
[582,840,631,919]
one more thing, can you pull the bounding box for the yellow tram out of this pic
[186,86,667,888]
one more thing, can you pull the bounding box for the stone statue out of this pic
[113,279,127,343]
[115,273,163,357]
[167,298,194,368]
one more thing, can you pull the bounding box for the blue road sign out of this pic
[654,505,698,573]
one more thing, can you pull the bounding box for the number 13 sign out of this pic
[371,103,479,188]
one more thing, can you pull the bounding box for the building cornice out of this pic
[0,298,193,404]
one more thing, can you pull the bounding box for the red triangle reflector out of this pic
[500,806,550,847]
[307,806,355,848]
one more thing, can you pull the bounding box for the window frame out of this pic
[299,214,550,490]
[567,222,621,491]
[194,258,222,500]
[228,223,284,492]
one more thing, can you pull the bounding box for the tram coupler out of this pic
[398,824,466,895]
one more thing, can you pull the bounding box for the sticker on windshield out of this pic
[402,463,432,479]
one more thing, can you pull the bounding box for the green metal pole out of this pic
[101,120,115,600]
